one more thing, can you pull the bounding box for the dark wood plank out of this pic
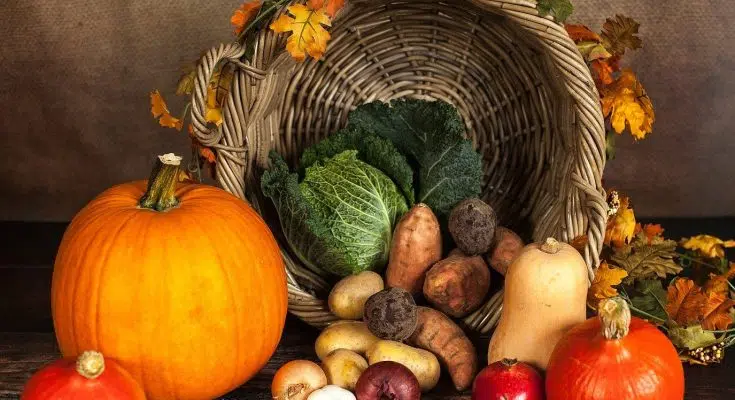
[1,326,734,399]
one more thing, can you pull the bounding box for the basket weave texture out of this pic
[188,0,607,333]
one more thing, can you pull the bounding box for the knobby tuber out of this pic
[423,255,490,318]
[386,204,442,295]
[487,227,524,275]
[408,307,478,392]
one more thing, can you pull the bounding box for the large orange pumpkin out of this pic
[51,154,288,400]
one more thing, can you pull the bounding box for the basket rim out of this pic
[187,0,607,331]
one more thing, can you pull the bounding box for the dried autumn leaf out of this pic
[565,24,601,43]
[605,194,636,248]
[591,59,615,86]
[569,235,589,254]
[630,279,669,324]
[150,90,183,131]
[309,0,345,17]
[681,234,735,259]
[702,292,735,330]
[667,278,707,327]
[270,4,332,61]
[176,65,197,96]
[577,42,613,62]
[611,238,682,282]
[601,15,643,57]
[704,263,735,297]
[537,0,574,23]
[601,69,655,140]
[668,325,718,350]
[178,169,195,183]
[634,223,665,245]
[588,261,628,308]
[206,87,223,126]
[199,146,217,164]
[231,0,262,35]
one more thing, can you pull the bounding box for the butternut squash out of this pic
[488,237,588,370]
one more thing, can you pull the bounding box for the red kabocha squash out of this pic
[22,350,145,399]
[546,297,685,400]
[51,154,288,400]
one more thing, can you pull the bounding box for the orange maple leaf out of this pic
[199,146,216,164]
[634,223,664,244]
[591,56,619,87]
[569,235,589,254]
[309,0,345,17]
[150,90,183,131]
[565,24,602,43]
[702,292,735,330]
[667,278,707,327]
[601,68,655,140]
[270,3,332,61]
[703,263,735,297]
[231,0,262,35]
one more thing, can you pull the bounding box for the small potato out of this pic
[328,271,385,320]
[321,349,368,390]
[315,321,381,360]
[423,255,490,318]
[366,340,441,392]
[487,227,524,275]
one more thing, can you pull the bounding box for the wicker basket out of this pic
[188,0,607,333]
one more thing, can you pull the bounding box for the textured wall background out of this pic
[0,0,733,221]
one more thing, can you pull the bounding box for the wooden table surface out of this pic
[1,220,734,399]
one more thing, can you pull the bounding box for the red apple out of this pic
[472,359,544,400]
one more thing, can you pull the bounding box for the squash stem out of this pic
[76,351,105,379]
[540,237,561,254]
[598,297,631,340]
[139,153,183,212]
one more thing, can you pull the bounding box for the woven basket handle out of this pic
[189,43,247,148]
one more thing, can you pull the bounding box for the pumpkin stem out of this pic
[540,237,561,254]
[598,297,631,340]
[139,153,183,212]
[76,351,105,379]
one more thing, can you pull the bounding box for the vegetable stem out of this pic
[76,351,105,380]
[139,153,182,212]
[676,252,724,270]
[598,297,631,340]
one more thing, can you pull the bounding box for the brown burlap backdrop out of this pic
[0,0,733,221]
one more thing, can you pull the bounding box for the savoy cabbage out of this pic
[261,150,408,277]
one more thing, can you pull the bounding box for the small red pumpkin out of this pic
[22,350,145,399]
[546,297,685,400]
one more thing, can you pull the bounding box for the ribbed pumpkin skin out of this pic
[22,354,145,400]
[546,316,685,400]
[51,181,288,400]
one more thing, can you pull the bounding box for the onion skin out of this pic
[546,299,685,400]
[471,359,543,400]
[272,360,328,400]
[355,361,421,400]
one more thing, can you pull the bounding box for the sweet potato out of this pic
[407,307,478,392]
[423,254,490,318]
[487,227,524,275]
[386,203,442,295]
